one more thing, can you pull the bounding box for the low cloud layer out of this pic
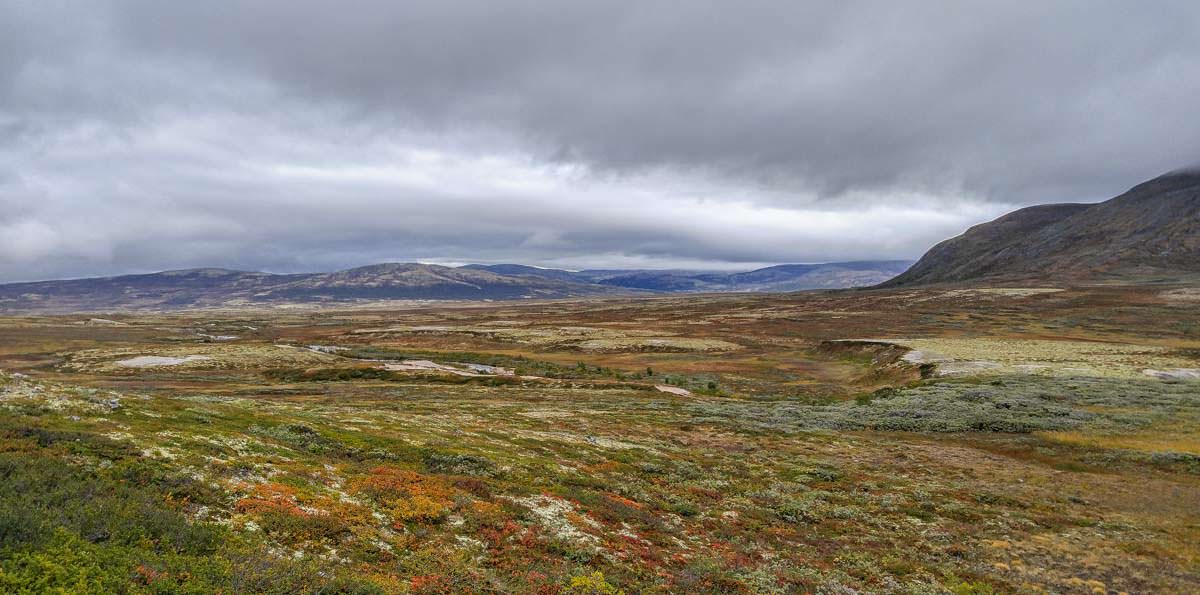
[2,1,1198,281]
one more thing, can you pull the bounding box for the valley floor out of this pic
[0,285,1197,593]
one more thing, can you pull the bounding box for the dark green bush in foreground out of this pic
[0,425,383,594]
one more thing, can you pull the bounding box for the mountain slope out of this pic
[597,261,913,292]
[882,170,1200,287]
[0,259,915,313]
[709,261,914,291]
[462,261,912,292]
[0,264,624,312]
[0,269,292,312]
[459,264,583,283]
[260,263,614,301]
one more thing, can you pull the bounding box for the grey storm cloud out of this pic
[1,1,1199,281]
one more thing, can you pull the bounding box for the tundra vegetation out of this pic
[0,285,1197,593]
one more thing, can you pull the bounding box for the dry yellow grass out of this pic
[879,337,1196,379]
[1040,422,1200,455]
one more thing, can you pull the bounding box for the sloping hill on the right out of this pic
[881,169,1200,287]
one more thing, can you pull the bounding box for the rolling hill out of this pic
[881,169,1200,287]
[0,264,624,313]
[0,260,913,313]
[466,261,913,293]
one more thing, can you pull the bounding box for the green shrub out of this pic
[775,497,824,524]
[0,529,130,594]
[0,431,384,594]
[421,451,498,477]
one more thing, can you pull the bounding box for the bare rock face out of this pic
[881,169,1200,287]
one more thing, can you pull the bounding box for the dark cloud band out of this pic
[1,1,1197,281]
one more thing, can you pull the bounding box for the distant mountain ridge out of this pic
[0,260,912,313]
[881,169,1200,287]
[464,260,912,293]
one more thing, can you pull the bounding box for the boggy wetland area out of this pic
[0,285,1197,594]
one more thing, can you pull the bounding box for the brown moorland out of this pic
[0,284,1197,593]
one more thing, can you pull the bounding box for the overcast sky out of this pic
[2,1,1199,281]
